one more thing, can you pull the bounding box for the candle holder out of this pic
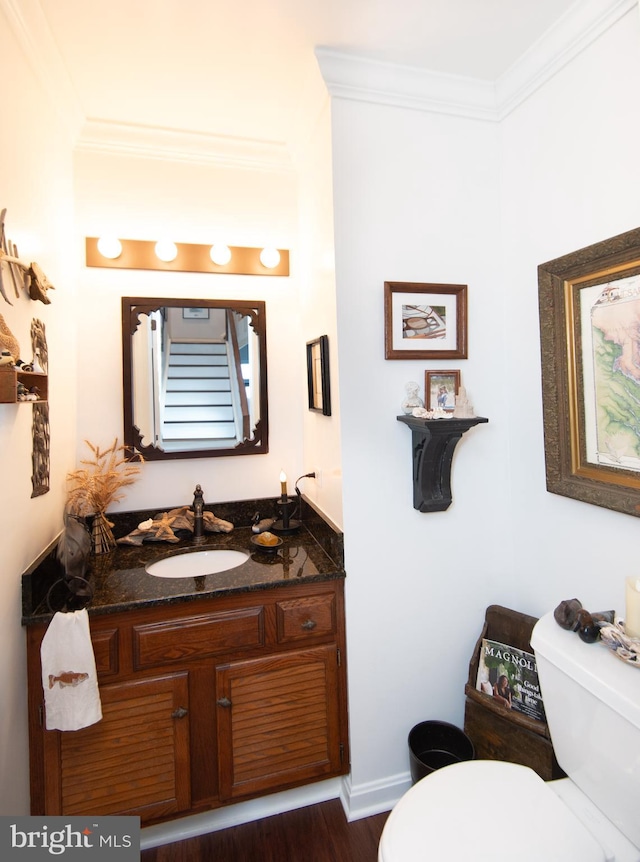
[272,495,301,535]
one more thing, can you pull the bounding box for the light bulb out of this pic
[260,247,280,269]
[97,236,122,259]
[155,240,178,262]
[210,244,232,266]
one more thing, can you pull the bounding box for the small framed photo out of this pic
[384,281,468,360]
[182,307,210,319]
[307,335,331,415]
[425,370,460,412]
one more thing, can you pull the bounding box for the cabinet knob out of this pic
[301,619,317,630]
[217,696,232,708]
[172,707,188,719]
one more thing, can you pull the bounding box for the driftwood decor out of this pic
[0,208,55,304]
[31,318,48,372]
[31,402,50,497]
[30,318,50,496]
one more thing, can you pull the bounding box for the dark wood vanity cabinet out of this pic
[26,580,349,826]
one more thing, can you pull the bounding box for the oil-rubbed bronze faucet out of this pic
[192,484,205,543]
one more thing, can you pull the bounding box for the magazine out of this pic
[475,637,546,722]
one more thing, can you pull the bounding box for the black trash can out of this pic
[408,720,475,784]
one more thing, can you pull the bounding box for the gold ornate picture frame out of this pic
[538,226,640,517]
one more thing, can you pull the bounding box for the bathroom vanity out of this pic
[22,503,349,826]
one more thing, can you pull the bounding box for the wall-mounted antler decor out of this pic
[0,208,55,305]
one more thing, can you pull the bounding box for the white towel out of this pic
[40,608,102,731]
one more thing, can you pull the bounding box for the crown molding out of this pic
[317,0,639,123]
[496,0,638,119]
[75,119,295,172]
[315,48,497,122]
[1,0,84,140]
[3,0,294,170]
[6,0,637,159]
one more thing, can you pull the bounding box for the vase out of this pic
[91,511,116,555]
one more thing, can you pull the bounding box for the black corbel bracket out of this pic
[397,414,488,512]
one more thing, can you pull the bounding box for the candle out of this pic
[625,577,640,638]
[279,470,288,498]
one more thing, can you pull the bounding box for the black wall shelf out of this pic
[397,414,488,512]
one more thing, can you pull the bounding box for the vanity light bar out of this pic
[85,237,290,276]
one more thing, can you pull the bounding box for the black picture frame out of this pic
[306,335,331,416]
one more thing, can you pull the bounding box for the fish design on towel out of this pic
[48,671,89,689]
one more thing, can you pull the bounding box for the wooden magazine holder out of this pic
[464,604,565,780]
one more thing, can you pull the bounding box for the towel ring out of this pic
[46,576,94,614]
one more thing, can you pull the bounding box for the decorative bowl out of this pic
[250,533,283,554]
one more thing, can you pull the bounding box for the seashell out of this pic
[252,517,276,534]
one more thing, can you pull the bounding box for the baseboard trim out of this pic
[140,770,411,849]
[141,778,343,850]
[340,771,411,822]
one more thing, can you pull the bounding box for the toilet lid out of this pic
[379,760,606,862]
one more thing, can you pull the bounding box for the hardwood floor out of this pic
[140,800,389,862]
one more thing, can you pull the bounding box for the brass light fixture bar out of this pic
[85,237,290,276]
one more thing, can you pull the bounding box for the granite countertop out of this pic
[22,498,345,625]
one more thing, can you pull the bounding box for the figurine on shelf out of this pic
[453,385,476,418]
[401,381,424,414]
[31,349,44,374]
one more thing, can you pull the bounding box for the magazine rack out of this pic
[464,604,565,780]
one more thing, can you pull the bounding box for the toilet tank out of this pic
[531,611,640,849]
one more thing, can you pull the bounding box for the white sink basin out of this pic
[145,549,249,578]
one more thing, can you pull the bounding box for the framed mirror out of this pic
[122,297,268,460]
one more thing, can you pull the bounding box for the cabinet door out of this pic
[216,645,343,800]
[43,672,191,823]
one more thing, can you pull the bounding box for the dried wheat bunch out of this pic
[66,438,143,515]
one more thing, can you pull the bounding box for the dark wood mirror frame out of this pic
[122,297,268,460]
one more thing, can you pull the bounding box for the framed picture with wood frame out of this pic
[384,281,467,360]
[306,335,331,415]
[425,370,460,413]
[538,226,640,517]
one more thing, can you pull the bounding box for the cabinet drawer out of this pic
[276,593,336,643]
[133,607,265,669]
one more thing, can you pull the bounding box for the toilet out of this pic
[378,610,640,862]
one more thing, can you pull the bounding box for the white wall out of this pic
[73,150,307,511]
[501,6,640,618]
[325,3,640,816]
[0,11,78,814]
[296,93,344,525]
[329,97,511,809]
